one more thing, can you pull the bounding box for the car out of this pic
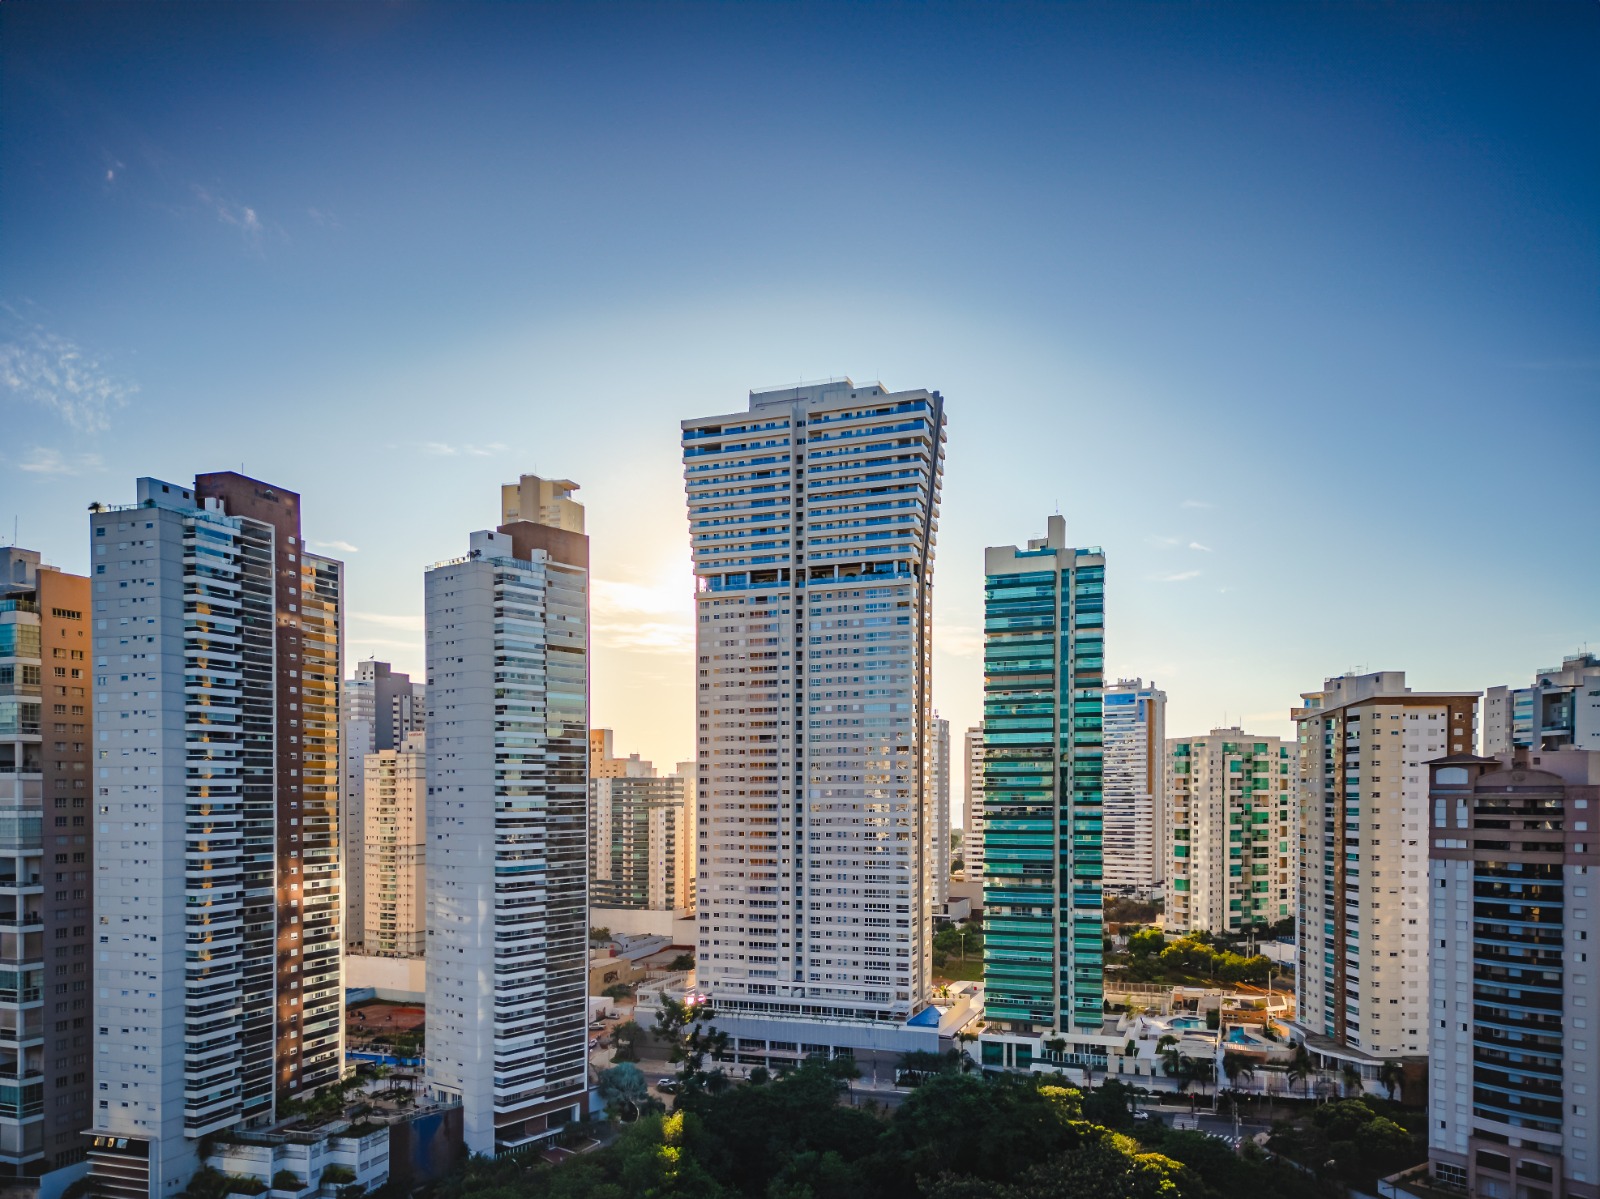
[656,1078,677,1092]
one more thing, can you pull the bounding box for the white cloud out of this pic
[1146,535,1182,549]
[591,578,693,654]
[421,441,510,457]
[1153,570,1201,582]
[0,310,138,432]
[1180,499,1213,509]
[1188,541,1212,552]
[311,539,360,553]
[13,447,103,476]
[349,611,424,632]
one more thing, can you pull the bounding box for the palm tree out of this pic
[1341,1062,1363,1098]
[1222,1051,1256,1093]
[1286,1043,1312,1096]
[1379,1058,1404,1101]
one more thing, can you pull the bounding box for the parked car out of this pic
[656,1078,677,1093]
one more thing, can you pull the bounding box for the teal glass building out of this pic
[980,516,1106,1048]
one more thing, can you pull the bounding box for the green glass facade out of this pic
[980,527,1105,1035]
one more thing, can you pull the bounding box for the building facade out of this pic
[588,732,693,914]
[1164,729,1293,935]
[0,548,93,1193]
[361,732,426,957]
[1102,680,1166,898]
[85,474,344,1199]
[930,715,951,906]
[424,486,590,1156]
[1293,671,1477,1064]
[962,725,984,877]
[1427,748,1600,1199]
[1484,653,1600,757]
[980,516,1106,1062]
[682,378,946,1040]
[342,660,423,954]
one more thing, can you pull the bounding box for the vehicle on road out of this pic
[657,1078,677,1092]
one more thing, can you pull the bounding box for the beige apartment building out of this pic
[362,732,426,956]
[1294,671,1477,1067]
[589,731,694,914]
[1164,729,1294,936]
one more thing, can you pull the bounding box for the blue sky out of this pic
[3,2,1596,777]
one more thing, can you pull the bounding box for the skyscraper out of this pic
[361,732,426,957]
[1101,679,1166,898]
[588,731,694,914]
[1427,747,1600,1199]
[86,474,344,1199]
[1483,652,1600,757]
[424,478,590,1156]
[682,378,945,1045]
[962,725,984,877]
[1164,729,1293,935]
[0,547,93,1192]
[979,516,1107,1069]
[342,660,423,954]
[1293,671,1477,1072]
[930,715,951,906]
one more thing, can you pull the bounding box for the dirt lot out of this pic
[347,1000,425,1046]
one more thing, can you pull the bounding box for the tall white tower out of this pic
[1102,679,1166,897]
[682,379,946,1039]
[424,485,590,1156]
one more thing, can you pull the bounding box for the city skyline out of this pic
[3,5,1596,773]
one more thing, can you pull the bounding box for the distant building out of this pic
[1164,729,1293,935]
[1484,652,1600,756]
[1427,747,1600,1199]
[0,547,93,1192]
[362,732,426,956]
[1294,671,1477,1065]
[86,474,345,1199]
[930,715,951,904]
[979,516,1107,1070]
[425,476,590,1156]
[962,725,984,876]
[343,660,424,954]
[589,731,694,914]
[1103,680,1166,897]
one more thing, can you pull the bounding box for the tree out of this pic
[1126,928,1166,959]
[1221,1051,1255,1093]
[598,1063,652,1121]
[667,953,695,972]
[1341,1062,1364,1098]
[611,1019,644,1063]
[1378,1059,1404,1101]
[653,996,727,1091]
[589,926,612,946]
[1286,1043,1313,1096]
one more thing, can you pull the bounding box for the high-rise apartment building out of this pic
[342,660,423,954]
[682,378,945,1042]
[1164,729,1293,935]
[930,715,951,905]
[1427,748,1600,1199]
[361,732,426,957]
[424,479,589,1156]
[1484,653,1600,757]
[499,475,584,533]
[0,548,92,1192]
[962,725,984,877]
[1293,671,1477,1067]
[1102,680,1166,898]
[979,516,1106,1066]
[85,474,344,1199]
[588,732,694,914]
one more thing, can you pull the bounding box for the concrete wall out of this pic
[346,955,425,1002]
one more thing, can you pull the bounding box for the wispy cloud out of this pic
[14,447,104,476]
[933,622,983,657]
[1188,541,1212,552]
[1180,499,1213,510]
[1146,535,1182,549]
[306,206,340,229]
[194,183,268,240]
[591,578,693,654]
[421,441,510,457]
[311,539,360,554]
[0,309,138,432]
[1153,570,1202,582]
[350,611,424,632]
